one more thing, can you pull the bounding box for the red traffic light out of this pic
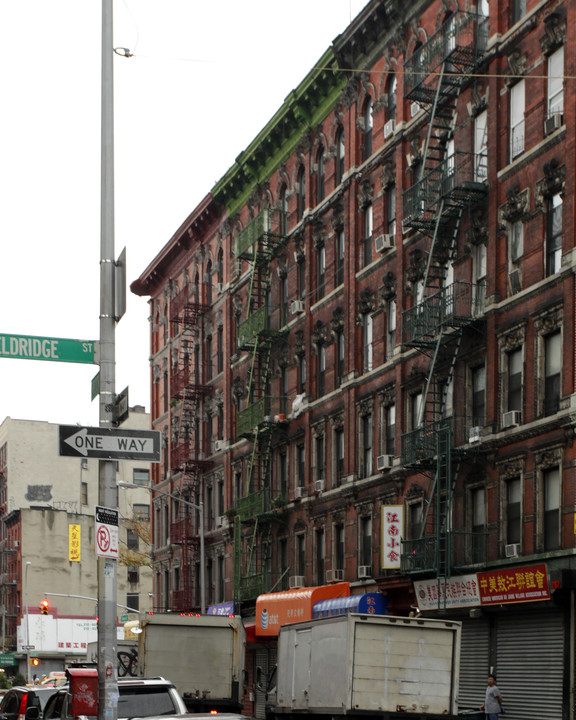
[30,658,40,667]
[40,599,49,615]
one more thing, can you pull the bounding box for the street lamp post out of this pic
[119,482,206,614]
[24,561,31,684]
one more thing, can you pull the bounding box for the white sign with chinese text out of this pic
[381,505,403,569]
[414,574,481,610]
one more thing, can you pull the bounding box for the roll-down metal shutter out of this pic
[254,647,277,720]
[496,611,564,720]
[459,618,490,710]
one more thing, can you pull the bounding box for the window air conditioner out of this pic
[214,440,228,452]
[544,113,562,136]
[314,479,325,493]
[326,569,344,583]
[344,474,356,484]
[291,300,305,315]
[410,102,421,118]
[468,426,482,444]
[502,410,521,429]
[374,234,394,253]
[358,565,372,579]
[384,119,396,140]
[289,575,305,589]
[294,486,306,500]
[505,543,521,558]
[377,454,394,471]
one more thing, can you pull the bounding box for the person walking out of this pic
[480,674,503,720]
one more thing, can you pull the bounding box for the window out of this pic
[362,413,373,477]
[134,503,150,521]
[296,534,306,576]
[206,261,213,305]
[127,529,138,551]
[296,444,306,488]
[360,515,372,567]
[336,126,345,185]
[507,348,522,412]
[474,243,487,313]
[547,47,564,120]
[217,326,223,374]
[217,248,224,285]
[363,314,373,373]
[363,97,373,159]
[206,335,213,381]
[316,528,325,585]
[217,480,224,517]
[408,501,423,540]
[317,344,326,397]
[279,452,288,498]
[543,467,560,550]
[510,80,525,159]
[363,204,373,266]
[546,194,562,276]
[279,538,288,590]
[280,184,288,235]
[297,165,306,221]
[474,110,488,181]
[385,404,395,455]
[298,354,306,394]
[317,245,325,300]
[544,331,561,415]
[472,365,486,427]
[386,185,396,236]
[336,330,345,387]
[471,487,486,563]
[335,428,344,483]
[507,478,521,545]
[298,257,306,300]
[280,275,288,327]
[386,299,396,358]
[81,481,88,505]
[411,391,423,430]
[334,524,345,571]
[126,593,139,612]
[206,485,213,531]
[512,0,526,24]
[217,556,225,603]
[127,566,139,584]
[387,74,397,122]
[133,468,150,487]
[335,230,345,286]
[316,435,325,483]
[316,146,325,204]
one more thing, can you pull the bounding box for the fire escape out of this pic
[233,209,288,604]
[169,285,212,611]
[400,11,488,580]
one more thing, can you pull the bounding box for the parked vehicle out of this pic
[137,613,246,713]
[263,614,462,720]
[0,686,60,720]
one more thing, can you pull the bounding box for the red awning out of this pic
[255,582,350,636]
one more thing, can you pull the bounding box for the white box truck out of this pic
[272,613,461,719]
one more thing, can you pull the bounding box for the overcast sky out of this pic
[0,0,371,428]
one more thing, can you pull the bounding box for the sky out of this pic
[0,0,371,428]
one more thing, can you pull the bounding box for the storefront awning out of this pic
[255,582,350,636]
[312,592,388,618]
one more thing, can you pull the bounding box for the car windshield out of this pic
[117,688,177,718]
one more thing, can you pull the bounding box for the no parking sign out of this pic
[95,505,119,559]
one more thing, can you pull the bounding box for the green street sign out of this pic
[0,652,16,666]
[0,334,97,365]
[120,614,129,622]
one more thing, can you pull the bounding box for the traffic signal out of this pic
[40,599,49,615]
[30,658,40,667]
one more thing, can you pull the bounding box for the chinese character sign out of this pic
[69,523,81,562]
[414,574,481,611]
[381,505,403,569]
[477,564,550,605]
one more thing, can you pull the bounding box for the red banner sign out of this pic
[478,564,550,605]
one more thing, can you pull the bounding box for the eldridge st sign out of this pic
[0,333,97,364]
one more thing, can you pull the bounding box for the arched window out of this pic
[363,96,373,159]
[297,165,306,221]
[335,126,345,185]
[316,146,325,204]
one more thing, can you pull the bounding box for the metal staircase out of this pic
[400,10,488,579]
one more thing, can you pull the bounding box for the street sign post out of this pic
[59,425,161,461]
[0,333,97,364]
[95,506,119,559]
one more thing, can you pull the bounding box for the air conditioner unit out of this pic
[344,474,356,484]
[216,515,228,529]
[358,565,372,579]
[544,113,562,136]
[505,543,521,558]
[410,101,421,118]
[384,119,396,140]
[326,569,344,583]
[469,426,482,444]
[215,283,224,295]
[291,300,305,315]
[377,454,394,471]
[289,575,305,589]
[502,410,521,429]
[214,440,228,452]
[294,486,306,500]
[374,234,394,253]
[314,479,325,493]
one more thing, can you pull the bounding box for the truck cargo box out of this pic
[275,613,461,716]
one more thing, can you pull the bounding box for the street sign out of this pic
[113,386,129,426]
[22,645,35,651]
[59,425,161,461]
[0,333,97,364]
[0,653,16,665]
[95,506,119,559]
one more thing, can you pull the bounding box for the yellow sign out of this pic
[69,524,81,561]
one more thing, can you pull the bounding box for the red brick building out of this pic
[132,1,575,717]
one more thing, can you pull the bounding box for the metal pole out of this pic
[99,1,118,719]
[24,561,31,684]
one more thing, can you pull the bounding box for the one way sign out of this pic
[59,425,161,462]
